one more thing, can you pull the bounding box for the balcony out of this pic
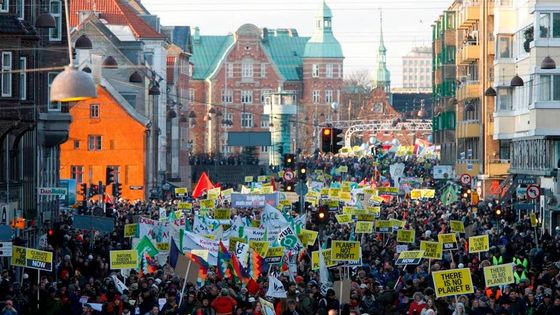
[455,159,480,176]
[456,120,481,138]
[457,1,480,29]
[488,160,510,177]
[444,30,456,45]
[457,44,479,64]
[456,82,481,101]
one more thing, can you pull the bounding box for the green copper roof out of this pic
[191,35,234,80]
[263,36,309,81]
[303,1,343,58]
[315,0,332,18]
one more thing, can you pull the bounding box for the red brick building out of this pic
[188,1,344,159]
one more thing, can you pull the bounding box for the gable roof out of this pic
[70,0,164,39]
[100,78,150,126]
[190,35,234,80]
[263,35,309,81]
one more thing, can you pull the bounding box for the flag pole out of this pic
[179,259,191,306]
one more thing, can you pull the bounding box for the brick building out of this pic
[188,0,344,160]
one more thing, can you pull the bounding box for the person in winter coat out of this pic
[408,292,426,315]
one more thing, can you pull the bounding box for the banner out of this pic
[234,242,250,268]
[266,275,287,298]
[377,187,399,196]
[231,193,279,208]
[484,263,515,287]
[124,223,138,238]
[298,229,318,246]
[355,221,373,233]
[420,241,443,259]
[11,246,26,267]
[278,226,304,252]
[262,204,288,230]
[175,187,188,196]
[182,231,223,265]
[213,208,231,221]
[438,233,458,250]
[311,249,337,270]
[336,214,352,224]
[450,220,465,233]
[265,246,284,264]
[249,240,269,257]
[177,202,193,210]
[432,268,474,298]
[331,241,360,262]
[375,220,392,233]
[111,275,128,294]
[410,189,436,199]
[395,250,424,265]
[356,213,375,221]
[25,248,53,271]
[110,250,138,269]
[397,230,415,243]
[469,235,489,253]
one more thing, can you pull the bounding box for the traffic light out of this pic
[47,223,62,248]
[89,184,99,197]
[332,128,344,153]
[495,205,502,217]
[283,154,295,168]
[113,183,123,198]
[298,163,307,180]
[321,128,332,153]
[315,205,330,225]
[283,182,294,192]
[80,183,88,197]
[106,167,115,185]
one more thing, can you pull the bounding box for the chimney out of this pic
[262,27,269,43]
[193,27,200,44]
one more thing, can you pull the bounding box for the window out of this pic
[88,135,102,151]
[1,52,12,97]
[538,75,560,101]
[73,140,80,149]
[497,88,512,111]
[312,90,320,104]
[188,88,195,101]
[242,60,253,79]
[227,63,234,78]
[16,0,24,19]
[325,90,333,103]
[49,1,62,41]
[224,113,233,128]
[241,90,253,104]
[71,166,84,183]
[337,64,342,78]
[0,0,8,12]
[260,63,266,78]
[261,89,272,104]
[90,104,100,118]
[261,115,269,128]
[144,52,153,66]
[221,89,233,103]
[121,93,136,109]
[312,64,320,78]
[497,35,512,59]
[261,146,269,153]
[241,112,253,128]
[47,72,61,111]
[326,64,333,78]
[19,57,26,100]
[537,12,560,38]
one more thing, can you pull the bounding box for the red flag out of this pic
[246,278,260,295]
[270,177,277,191]
[192,172,215,199]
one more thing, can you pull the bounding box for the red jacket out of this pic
[211,296,237,314]
[408,301,426,315]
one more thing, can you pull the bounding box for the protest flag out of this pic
[192,172,214,199]
[169,237,181,269]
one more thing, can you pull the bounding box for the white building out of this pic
[402,46,432,92]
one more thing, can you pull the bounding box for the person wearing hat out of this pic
[211,288,237,315]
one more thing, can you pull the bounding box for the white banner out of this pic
[182,231,227,265]
[262,204,288,230]
[266,275,287,298]
[111,275,128,294]
[234,242,250,268]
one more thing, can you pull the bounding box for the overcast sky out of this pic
[142,0,451,87]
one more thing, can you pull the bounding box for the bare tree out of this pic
[342,70,372,120]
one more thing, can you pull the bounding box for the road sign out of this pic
[0,242,12,257]
[526,184,540,200]
[283,171,295,182]
[295,182,308,196]
[459,174,472,186]
[38,187,67,196]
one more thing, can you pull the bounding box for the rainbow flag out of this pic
[248,249,268,280]
[217,241,232,279]
[187,252,210,284]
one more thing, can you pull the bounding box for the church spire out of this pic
[374,9,391,98]
[378,9,386,55]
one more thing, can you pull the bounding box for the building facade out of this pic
[402,47,433,91]
[188,0,344,160]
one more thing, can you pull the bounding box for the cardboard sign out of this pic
[25,248,53,271]
[207,188,221,200]
[298,229,318,246]
[326,200,339,211]
[257,176,268,182]
[110,250,138,270]
[420,241,443,259]
[355,221,374,233]
[410,189,436,199]
[228,237,245,253]
[397,230,415,243]
[339,192,352,203]
[438,233,458,250]
[200,199,215,209]
[265,246,285,259]
[311,249,337,270]
[213,208,231,220]
[331,241,360,262]
[329,188,340,198]
[377,187,399,196]
[11,245,26,267]
[367,206,381,216]
[249,240,269,257]
[124,223,138,238]
[395,250,424,265]
[177,202,193,210]
[356,213,375,221]
[450,220,465,233]
[175,187,188,196]
[336,214,352,224]
[221,188,234,197]
[245,176,254,183]
[484,264,515,287]
[468,234,489,253]
[390,219,406,229]
[375,220,392,233]
[432,268,474,298]
[530,213,538,227]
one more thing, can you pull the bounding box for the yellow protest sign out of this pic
[174,210,184,219]
[207,188,221,200]
[432,268,474,298]
[484,264,515,287]
[355,221,374,233]
[279,200,292,207]
[390,219,406,228]
[468,235,489,253]
[377,187,399,195]
[221,188,234,197]
[177,202,193,210]
[249,240,269,257]
[420,241,443,259]
[336,214,352,224]
[124,223,138,238]
[311,249,337,270]
[438,233,458,250]
[395,250,424,265]
[329,188,340,198]
[339,192,352,202]
[261,186,274,194]
[530,213,538,227]
[352,209,368,216]
[411,189,436,199]
[25,248,53,271]
[11,246,26,267]
[371,196,385,204]
[229,237,245,253]
[174,187,188,196]
[397,230,415,243]
[326,200,339,211]
[338,165,348,173]
[266,246,285,258]
[356,213,375,221]
[200,199,215,209]
[331,241,360,261]
[342,206,355,214]
[450,220,465,233]
[213,208,231,220]
[257,175,268,182]
[375,220,392,233]
[367,206,381,216]
[244,176,254,183]
[363,188,376,195]
[156,242,170,251]
[320,188,330,197]
[298,229,318,246]
[109,250,138,269]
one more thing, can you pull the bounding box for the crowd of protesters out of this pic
[1,149,560,315]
